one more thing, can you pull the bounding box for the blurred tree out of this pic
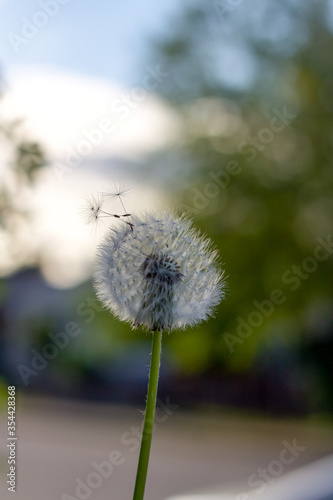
[146,0,333,412]
[0,71,47,274]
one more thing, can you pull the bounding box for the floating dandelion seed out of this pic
[83,193,133,230]
[101,181,133,199]
[101,181,133,221]
[94,211,224,331]
[82,194,105,226]
[101,181,133,213]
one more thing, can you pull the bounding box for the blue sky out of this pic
[0,0,185,164]
[0,0,180,84]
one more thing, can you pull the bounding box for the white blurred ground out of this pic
[1,395,333,500]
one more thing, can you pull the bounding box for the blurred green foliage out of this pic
[0,377,9,408]
[141,0,333,408]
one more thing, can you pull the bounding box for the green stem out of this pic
[132,329,163,500]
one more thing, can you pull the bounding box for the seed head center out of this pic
[142,253,183,286]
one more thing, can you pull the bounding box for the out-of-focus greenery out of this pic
[0,377,9,408]
[141,0,333,409]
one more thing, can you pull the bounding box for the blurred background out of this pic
[0,0,333,499]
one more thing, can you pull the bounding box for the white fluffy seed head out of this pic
[94,211,225,332]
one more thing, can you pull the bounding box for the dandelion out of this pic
[94,211,224,331]
[87,191,225,500]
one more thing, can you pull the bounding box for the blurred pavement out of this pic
[1,395,333,500]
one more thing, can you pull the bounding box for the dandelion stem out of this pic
[132,329,162,500]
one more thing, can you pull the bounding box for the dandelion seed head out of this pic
[94,211,225,332]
